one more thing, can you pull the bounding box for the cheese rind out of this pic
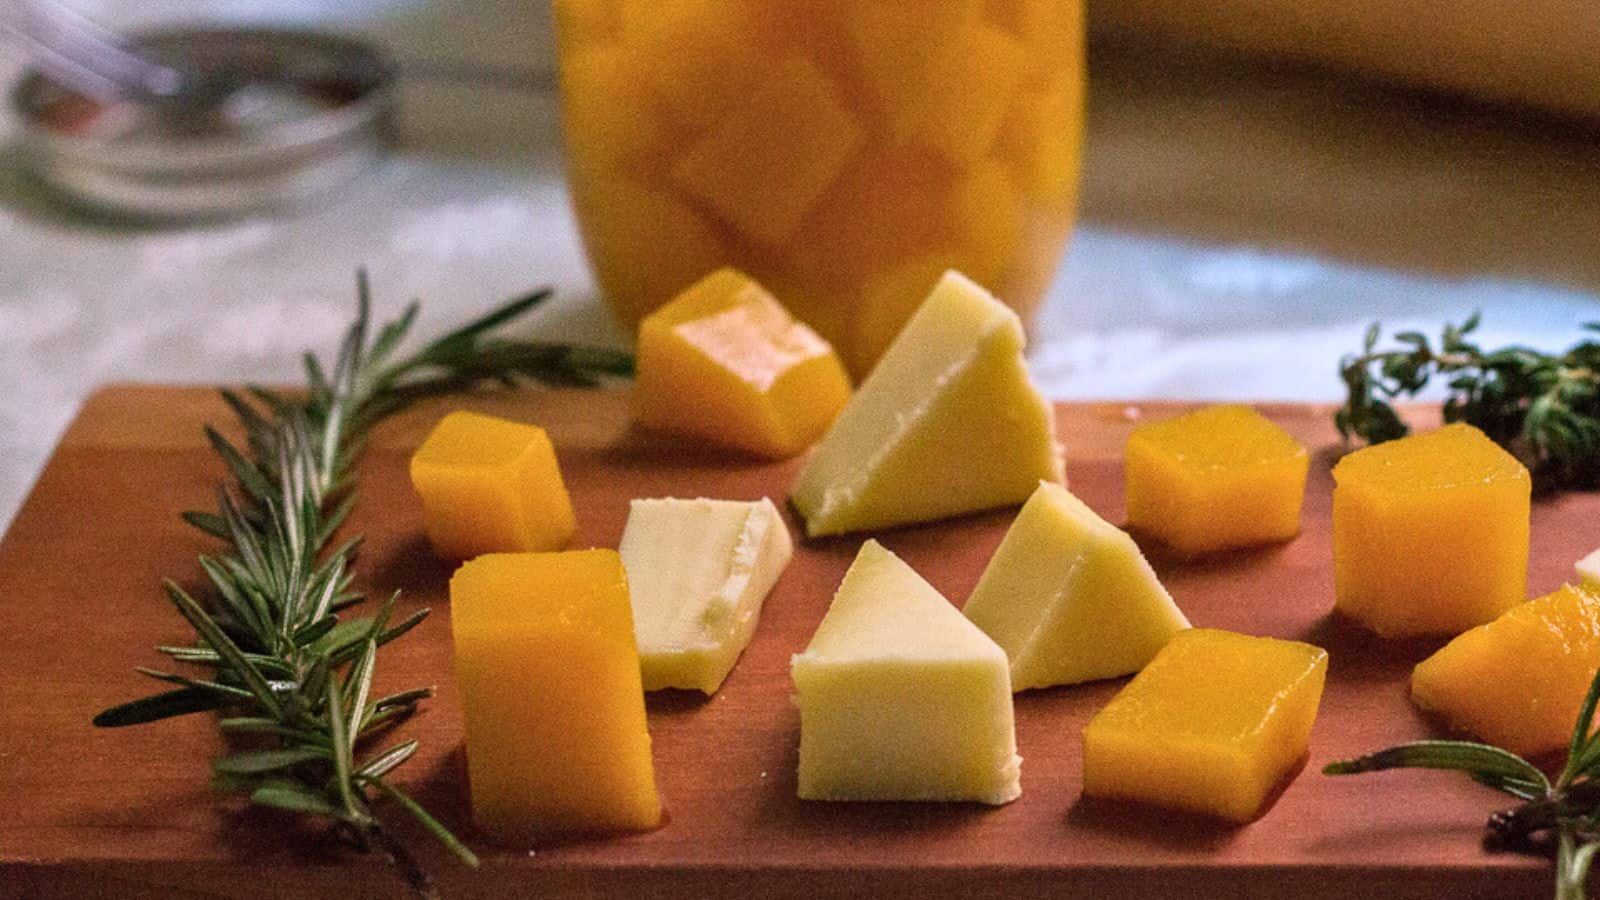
[793,540,1021,804]
[790,270,1062,537]
[963,481,1189,690]
[1578,548,1600,589]
[450,550,660,840]
[1082,628,1328,823]
[620,497,794,693]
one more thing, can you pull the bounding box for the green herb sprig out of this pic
[1326,665,1600,900]
[92,273,632,897]
[1336,314,1600,490]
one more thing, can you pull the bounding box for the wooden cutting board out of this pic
[3,385,1594,899]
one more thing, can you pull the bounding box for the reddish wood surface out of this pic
[3,385,1594,899]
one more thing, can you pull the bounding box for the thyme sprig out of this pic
[1336,314,1600,490]
[1326,665,1600,900]
[93,273,632,897]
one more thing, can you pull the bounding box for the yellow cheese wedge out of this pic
[792,540,1021,804]
[408,411,576,561]
[790,270,1062,537]
[620,497,793,693]
[450,550,661,840]
[1082,628,1328,823]
[963,481,1190,690]
[1578,547,1600,589]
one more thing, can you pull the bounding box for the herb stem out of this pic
[93,273,631,895]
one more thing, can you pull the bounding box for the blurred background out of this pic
[3,0,1599,528]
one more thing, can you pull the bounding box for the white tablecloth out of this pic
[3,1,1597,530]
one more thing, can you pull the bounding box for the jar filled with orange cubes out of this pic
[553,0,1084,377]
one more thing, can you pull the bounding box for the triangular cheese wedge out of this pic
[790,270,1062,537]
[620,497,793,694]
[791,540,1021,804]
[963,482,1190,691]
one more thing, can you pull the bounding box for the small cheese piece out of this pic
[409,411,576,560]
[620,497,794,693]
[633,269,852,459]
[1579,547,1600,589]
[791,270,1062,537]
[450,551,661,840]
[792,540,1021,804]
[1082,629,1328,823]
[1124,405,1310,557]
[1412,584,1600,757]
[1333,423,1531,638]
[963,481,1190,690]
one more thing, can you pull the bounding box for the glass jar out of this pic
[554,0,1084,377]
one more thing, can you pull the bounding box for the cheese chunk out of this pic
[450,551,661,840]
[633,269,853,460]
[792,540,1021,804]
[1412,584,1600,757]
[1333,423,1530,638]
[791,271,1062,537]
[1579,547,1600,589]
[620,497,794,693]
[1082,629,1328,823]
[409,411,576,560]
[963,481,1190,690]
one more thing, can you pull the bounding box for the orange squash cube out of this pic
[409,411,576,560]
[1412,584,1600,757]
[1082,628,1328,823]
[1332,423,1530,638]
[1000,76,1084,205]
[618,0,765,134]
[557,47,669,177]
[669,57,864,246]
[842,1,982,127]
[567,174,728,328]
[951,162,1024,286]
[1125,405,1310,556]
[634,269,852,459]
[898,24,1027,166]
[450,551,661,840]
[552,0,620,48]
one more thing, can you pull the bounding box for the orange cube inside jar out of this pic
[1332,423,1530,638]
[634,269,851,459]
[1124,405,1310,557]
[450,550,661,840]
[408,411,576,560]
[1412,583,1600,757]
[553,0,1085,378]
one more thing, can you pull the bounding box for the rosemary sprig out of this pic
[1336,314,1600,490]
[93,272,632,897]
[1325,666,1600,900]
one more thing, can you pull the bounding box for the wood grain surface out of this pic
[3,385,1594,899]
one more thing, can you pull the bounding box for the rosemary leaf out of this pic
[93,273,632,895]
